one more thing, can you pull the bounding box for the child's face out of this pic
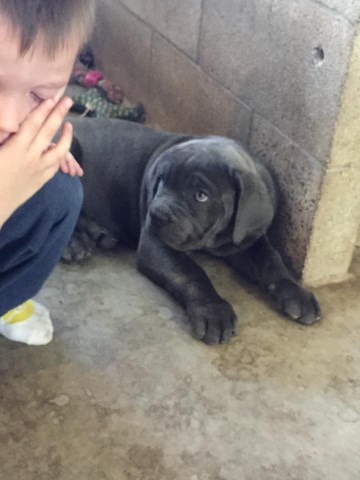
[0,16,80,145]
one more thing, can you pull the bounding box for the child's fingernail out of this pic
[64,97,73,109]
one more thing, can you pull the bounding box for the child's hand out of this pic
[60,152,84,177]
[0,97,74,228]
[46,145,84,177]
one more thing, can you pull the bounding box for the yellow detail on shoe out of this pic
[2,300,35,324]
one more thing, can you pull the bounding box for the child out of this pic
[0,0,96,345]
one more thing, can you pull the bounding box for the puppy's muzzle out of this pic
[148,205,172,228]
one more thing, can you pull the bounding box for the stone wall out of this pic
[91,0,360,282]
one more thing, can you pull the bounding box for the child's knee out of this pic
[0,173,83,265]
[0,174,84,301]
[45,172,83,225]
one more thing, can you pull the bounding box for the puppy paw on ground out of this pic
[0,300,54,345]
[269,280,322,325]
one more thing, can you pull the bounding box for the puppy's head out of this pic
[145,137,276,253]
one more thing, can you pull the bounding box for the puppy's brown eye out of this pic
[194,190,208,203]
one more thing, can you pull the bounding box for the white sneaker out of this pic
[0,300,54,345]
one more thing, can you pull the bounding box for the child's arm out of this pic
[0,97,73,228]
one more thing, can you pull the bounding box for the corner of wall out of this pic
[303,26,360,287]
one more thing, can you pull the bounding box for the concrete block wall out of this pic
[91,0,360,282]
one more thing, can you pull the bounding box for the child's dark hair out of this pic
[0,0,96,57]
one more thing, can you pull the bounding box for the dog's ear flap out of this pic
[232,170,275,245]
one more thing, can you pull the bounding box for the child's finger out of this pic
[14,98,56,146]
[65,152,76,176]
[44,143,57,154]
[60,159,69,174]
[65,152,84,177]
[43,122,73,171]
[31,97,73,154]
[68,159,76,177]
[75,162,84,177]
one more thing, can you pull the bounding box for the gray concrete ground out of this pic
[1,245,359,480]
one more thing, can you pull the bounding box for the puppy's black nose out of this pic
[148,207,170,228]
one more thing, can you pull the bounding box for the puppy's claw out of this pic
[270,280,321,326]
[187,300,237,345]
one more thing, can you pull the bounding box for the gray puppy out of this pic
[65,117,321,344]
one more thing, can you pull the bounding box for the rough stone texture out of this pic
[1,250,360,479]
[199,0,355,160]
[303,27,360,286]
[119,0,202,59]
[147,35,252,143]
[92,0,152,104]
[250,113,324,275]
[317,0,360,23]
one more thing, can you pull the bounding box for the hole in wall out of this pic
[313,45,325,65]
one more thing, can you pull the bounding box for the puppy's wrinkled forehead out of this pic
[170,137,257,174]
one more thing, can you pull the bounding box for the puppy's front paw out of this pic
[186,300,237,345]
[269,279,321,325]
[62,231,96,263]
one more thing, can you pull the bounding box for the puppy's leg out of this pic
[137,230,237,345]
[226,235,321,325]
[62,214,118,263]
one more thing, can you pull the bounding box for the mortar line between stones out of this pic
[117,1,200,64]
[116,1,328,171]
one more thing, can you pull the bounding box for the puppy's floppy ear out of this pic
[232,170,275,245]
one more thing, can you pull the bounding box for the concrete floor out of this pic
[1,246,359,480]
